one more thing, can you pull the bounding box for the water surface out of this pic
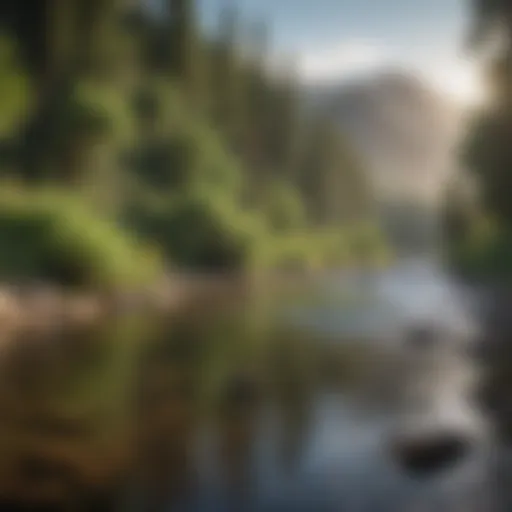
[0,262,495,511]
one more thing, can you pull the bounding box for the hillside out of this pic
[308,70,464,206]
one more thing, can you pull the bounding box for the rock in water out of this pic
[389,429,472,478]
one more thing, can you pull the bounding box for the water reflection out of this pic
[0,319,147,510]
[217,374,261,510]
[0,270,500,511]
[270,338,315,478]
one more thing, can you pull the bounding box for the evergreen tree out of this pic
[167,0,206,107]
[264,59,302,180]
[210,3,244,147]
[239,20,273,176]
[0,0,383,275]
[464,0,512,226]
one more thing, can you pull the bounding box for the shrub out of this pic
[262,180,306,232]
[448,215,512,281]
[0,186,162,288]
[126,190,267,272]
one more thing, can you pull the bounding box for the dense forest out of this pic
[444,0,512,280]
[0,0,389,289]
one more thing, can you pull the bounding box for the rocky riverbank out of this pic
[0,274,259,338]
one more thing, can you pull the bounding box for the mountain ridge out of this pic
[305,69,464,206]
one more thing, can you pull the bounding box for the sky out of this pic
[197,0,484,105]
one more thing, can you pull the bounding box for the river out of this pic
[0,259,504,511]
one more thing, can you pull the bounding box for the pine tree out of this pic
[210,3,244,146]
[239,20,272,176]
[264,58,302,180]
[167,0,206,107]
[464,0,512,226]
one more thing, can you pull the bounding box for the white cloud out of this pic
[297,40,390,83]
[295,39,486,106]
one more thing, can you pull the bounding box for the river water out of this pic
[0,260,503,511]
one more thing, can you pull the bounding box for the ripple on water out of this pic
[283,260,478,347]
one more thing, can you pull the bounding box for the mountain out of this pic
[307,69,465,206]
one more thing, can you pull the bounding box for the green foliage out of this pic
[126,190,266,271]
[446,0,512,279]
[262,179,306,232]
[347,222,392,264]
[42,79,134,158]
[447,215,512,280]
[0,186,162,288]
[0,35,32,138]
[166,0,206,106]
[66,81,134,143]
[462,0,512,230]
[0,0,389,284]
[132,79,186,135]
[133,83,242,196]
[21,78,134,184]
[462,109,512,225]
[257,225,391,272]
[209,6,244,139]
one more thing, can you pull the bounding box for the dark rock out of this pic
[389,430,472,478]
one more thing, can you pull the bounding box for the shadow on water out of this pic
[0,273,504,511]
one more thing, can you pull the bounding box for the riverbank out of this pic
[0,274,241,335]
[0,268,359,341]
